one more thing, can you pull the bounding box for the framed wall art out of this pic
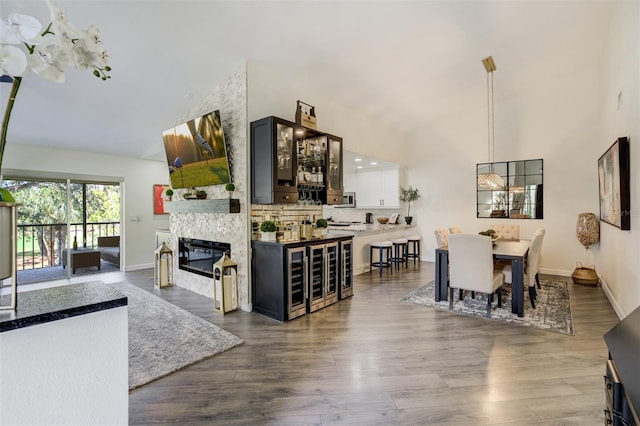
[153,184,169,215]
[598,137,630,230]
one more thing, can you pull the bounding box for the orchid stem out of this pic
[0,76,22,173]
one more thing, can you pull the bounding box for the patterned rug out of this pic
[111,282,244,389]
[400,279,574,335]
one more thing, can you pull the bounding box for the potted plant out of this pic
[196,190,207,200]
[225,182,235,198]
[165,188,174,201]
[315,218,328,238]
[260,220,277,241]
[399,185,421,225]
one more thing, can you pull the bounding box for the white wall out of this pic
[597,1,640,317]
[2,144,170,270]
[0,306,128,425]
[404,65,602,277]
[247,61,408,167]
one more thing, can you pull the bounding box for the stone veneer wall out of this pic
[169,64,250,310]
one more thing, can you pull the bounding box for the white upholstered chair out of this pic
[449,226,463,235]
[491,224,520,240]
[500,228,545,308]
[448,234,505,318]
[434,228,449,248]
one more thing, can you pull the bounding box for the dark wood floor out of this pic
[126,262,618,425]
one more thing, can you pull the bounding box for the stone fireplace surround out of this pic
[167,64,250,311]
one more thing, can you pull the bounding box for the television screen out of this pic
[162,110,231,189]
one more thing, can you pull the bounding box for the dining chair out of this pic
[448,234,505,318]
[500,228,545,308]
[449,226,462,234]
[491,224,520,240]
[434,228,449,248]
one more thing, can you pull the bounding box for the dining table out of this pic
[435,238,530,317]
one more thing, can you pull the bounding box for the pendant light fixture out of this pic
[478,56,505,190]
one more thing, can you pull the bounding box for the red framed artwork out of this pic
[154,184,169,215]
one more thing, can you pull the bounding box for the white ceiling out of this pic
[0,0,615,164]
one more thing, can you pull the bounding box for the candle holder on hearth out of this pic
[154,242,173,289]
[213,251,238,314]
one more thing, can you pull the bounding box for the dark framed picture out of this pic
[598,137,630,230]
[153,184,169,215]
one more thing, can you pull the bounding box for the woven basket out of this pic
[571,262,599,286]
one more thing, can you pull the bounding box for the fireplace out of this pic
[178,238,231,278]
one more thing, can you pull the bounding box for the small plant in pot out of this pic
[260,220,277,241]
[225,182,235,198]
[399,185,421,225]
[165,188,174,201]
[315,218,328,238]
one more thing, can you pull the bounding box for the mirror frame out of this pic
[476,159,543,219]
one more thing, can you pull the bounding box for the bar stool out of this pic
[391,238,409,270]
[369,241,393,276]
[406,235,422,265]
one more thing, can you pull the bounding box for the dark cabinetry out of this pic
[604,306,640,426]
[339,239,353,299]
[252,236,353,322]
[251,116,343,205]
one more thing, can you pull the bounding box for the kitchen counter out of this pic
[253,234,352,248]
[328,224,420,275]
[328,223,416,237]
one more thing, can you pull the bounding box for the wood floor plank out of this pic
[126,263,618,425]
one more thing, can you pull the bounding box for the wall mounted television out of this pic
[162,110,231,189]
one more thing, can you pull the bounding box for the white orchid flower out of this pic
[46,0,80,40]
[0,44,28,75]
[0,13,42,45]
[26,36,72,83]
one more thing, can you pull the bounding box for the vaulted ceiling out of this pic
[0,1,615,163]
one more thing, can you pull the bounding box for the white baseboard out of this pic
[539,267,571,277]
[125,263,153,272]
[599,276,624,319]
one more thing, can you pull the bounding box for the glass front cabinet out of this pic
[251,116,343,205]
[307,241,339,312]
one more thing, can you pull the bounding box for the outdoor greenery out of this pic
[3,179,120,267]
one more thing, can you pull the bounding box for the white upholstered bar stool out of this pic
[391,238,409,270]
[369,241,393,276]
[406,235,422,265]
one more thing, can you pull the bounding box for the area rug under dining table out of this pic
[109,281,244,390]
[400,278,574,335]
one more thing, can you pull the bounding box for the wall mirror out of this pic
[476,159,543,219]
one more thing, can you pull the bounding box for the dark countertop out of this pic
[604,305,640,423]
[252,234,353,248]
[0,282,127,333]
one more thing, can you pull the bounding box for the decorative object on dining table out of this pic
[0,0,111,202]
[399,185,420,225]
[598,137,630,230]
[260,220,277,241]
[477,56,505,190]
[164,188,173,201]
[294,100,317,129]
[478,228,499,242]
[400,278,574,335]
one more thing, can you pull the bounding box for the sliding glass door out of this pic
[1,178,121,283]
